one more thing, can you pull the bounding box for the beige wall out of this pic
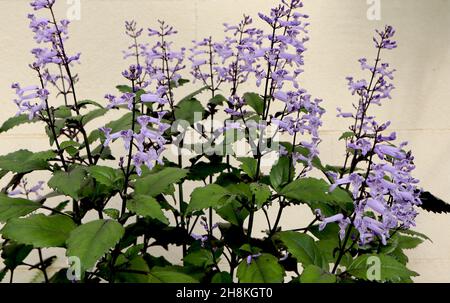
[0,0,449,282]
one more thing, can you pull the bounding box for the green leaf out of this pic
[278,142,324,171]
[48,166,88,200]
[224,182,252,199]
[60,140,80,150]
[250,183,271,209]
[174,98,205,125]
[1,214,76,248]
[276,231,327,269]
[187,162,228,181]
[398,229,432,242]
[300,265,336,283]
[87,165,123,190]
[212,272,233,283]
[378,237,399,255]
[134,167,188,197]
[106,112,134,132]
[317,239,340,263]
[216,199,249,226]
[280,178,353,210]
[0,149,55,173]
[116,85,133,93]
[237,157,258,179]
[66,219,125,271]
[187,184,231,214]
[397,235,424,250]
[90,145,114,161]
[209,94,227,106]
[0,194,40,223]
[127,195,168,224]
[60,141,80,157]
[270,156,293,191]
[148,266,199,283]
[45,119,64,146]
[184,249,214,268]
[0,115,38,133]
[243,92,264,115]
[78,99,104,109]
[339,131,354,141]
[103,208,120,220]
[347,254,419,282]
[54,106,72,118]
[79,108,108,125]
[237,253,285,283]
[115,256,150,283]
[388,247,409,265]
[1,242,33,269]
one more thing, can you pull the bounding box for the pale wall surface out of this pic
[0,0,449,282]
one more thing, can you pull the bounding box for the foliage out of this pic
[0,0,439,284]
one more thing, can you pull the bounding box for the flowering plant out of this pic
[0,0,443,283]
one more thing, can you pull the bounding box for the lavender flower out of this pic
[100,111,169,176]
[190,218,219,248]
[208,1,323,174]
[123,20,144,61]
[122,64,143,81]
[11,83,48,120]
[189,37,225,91]
[246,253,262,264]
[102,20,186,176]
[191,234,209,247]
[137,21,186,107]
[315,209,350,240]
[30,0,55,10]
[12,1,82,122]
[323,26,422,247]
[8,179,45,201]
[105,92,136,110]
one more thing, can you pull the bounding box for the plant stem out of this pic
[37,71,68,171]
[49,7,93,165]
[178,153,187,257]
[38,248,49,283]
[270,199,285,235]
[262,207,272,231]
[40,205,73,219]
[120,80,137,220]
[247,194,256,240]
[208,40,216,237]
[261,25,277,120]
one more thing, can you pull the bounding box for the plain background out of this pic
[0,0,449,282]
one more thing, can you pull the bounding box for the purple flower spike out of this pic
[330,25,421,247]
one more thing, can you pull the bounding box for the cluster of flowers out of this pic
[188,0,324,170]
[12,0,80,120]
[317,26,422,246]
[101,21,184,175]
[102,1,325,176]
[100,102,170,176]
[14,1,422,249]
[121,19,186,106]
